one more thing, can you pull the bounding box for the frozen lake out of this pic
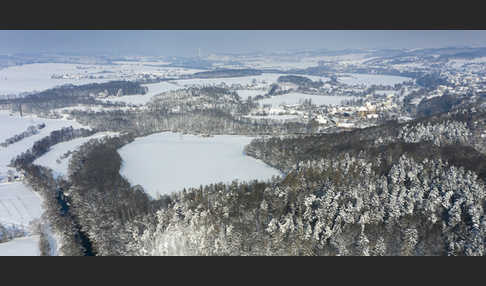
[259,92,353,107]
[118,132,281,197]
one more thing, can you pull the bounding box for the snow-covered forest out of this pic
[2,45,486,256]
[7,102,486,256]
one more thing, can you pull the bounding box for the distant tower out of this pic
[198,48,202,58]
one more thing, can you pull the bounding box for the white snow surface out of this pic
[173,73,283,88]
[259,93,353,107]
[0,182,42,228]
[0,62,203,96]
[447,57,486,69]
[0,111,82,256]
[0,110,86,144]
[34,132,118,178]
[173,73,331,89]
[0,235,40,256]
[374,90,396,96]
[338,73,411,86]
[0,63,112,96]
[244,114,301,121]
[0,111,87,176]
[100,81,182,105]
[236,89,265,100]
[0,111,44,143]
[118,132,281,197]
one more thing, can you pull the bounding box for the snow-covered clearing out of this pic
[447,57,486,69]
[99,81,182,105]
[0,235,40,256]
[303,75,331,82]
[118,132,281,198]
[374,90,396,96]
[34,132,118,178]
[259,93,353,107]
[236,89,265,100]
[338,73,411,86]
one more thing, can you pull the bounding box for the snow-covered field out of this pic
[53,105,135,115]
[242,59,321,70]
[109,62,203,76]
[0,182,42,228]
[244,114,301,122]
[100,81,182,105]
[0,63,113,96]
[34,132,118,178]
[259,93,353,107]
[236,89,265,100]
[374,90,396,96]
[173,73,332,90]
[447,57,486,69]
[0,62,202,97]
[234,53,373,70]
[0,235,40,256]
[0,111,87,177]
[173,73,284,88]
[118,132,281,197]
[338,73,411,86]
[304,75,331,82]
[0,111,44,143]
[0,111,84,256]
[391,62,427,69]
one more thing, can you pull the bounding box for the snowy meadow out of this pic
[118,132,281,198]
[338,73,411,86]
[259,92,354,107]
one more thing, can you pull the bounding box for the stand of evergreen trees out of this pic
[125,152,486,256]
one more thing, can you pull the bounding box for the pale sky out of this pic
[1,30,485,56]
